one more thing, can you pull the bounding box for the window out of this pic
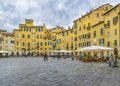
[28,42,30,47]
[93,31,96,37]
[87,42,89,46]
[108,32,110,38]
[114,29,117,35]
[22,27,25,32]
[100,28,103,34]
[96,13,99,17]
[28,28,31,32]
[57,39,61,44]
[113,16,118,25]
[48,42,51,46]
[28,35,30,38]
[22,42,25,46]
[101,39,104,44]
[107,41,110,47]
[36,28,40,32]
[40,42,42,46]
[114,40,117,46]
[87,33,90,38]
[11,40,12,44]
[107,20,110,26]
[22,34,25,38]
[105,6,108,11]
[33,32,36,36]
[74,22,77,28]
[74,37,77,41]
[40,35,42,38]
[82,35,84,39]
[99,39,104,45]
[45,42,47,46]
[37,42,39,50]
[84,25,86,30]
[70,29,73,33]
[87,23,90,30]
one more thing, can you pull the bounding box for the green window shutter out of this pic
[114,40,117,45]
[100,28,103,34]
[102,39,104,44]
[99,39,101,45]
[107,41,110,46]
[94,31,96,37]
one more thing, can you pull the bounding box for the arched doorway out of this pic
[27,48,31,56]
[22,48,26,56]
[16,52,19,56]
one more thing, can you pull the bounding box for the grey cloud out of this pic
[0,0,120,32]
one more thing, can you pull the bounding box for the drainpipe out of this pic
[118,6,120,46]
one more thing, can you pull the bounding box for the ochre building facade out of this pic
[13,4,120,56]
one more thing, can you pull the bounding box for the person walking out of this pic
[44,52,46,61]
[46,53,48,61]
[71,52,74,60]
[108,54,113,67]
[44,52,48,61]
[80,54,83,61]
[113,56,118,67]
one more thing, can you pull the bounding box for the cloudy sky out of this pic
[0,0,120,32]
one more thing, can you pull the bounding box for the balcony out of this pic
[104,23,110,28]
[87,26,90,30]
[113,21,117,25]
[87,33,90,38]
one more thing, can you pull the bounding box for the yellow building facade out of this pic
[104,4,120,56]
[0,30,14,56]
[13,3,120,57]
[14,19,49,56]
[71,4,112,55]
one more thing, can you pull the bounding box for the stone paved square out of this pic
[0,57,120,86]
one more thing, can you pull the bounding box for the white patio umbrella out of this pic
[77,46,113,52]
[52,50,71,53]
[0,50,9,53]
[77,46,113,57]
[87,46,113,51]
[59,50,71,53]
[76,47,88,51]
[52,50,60,53]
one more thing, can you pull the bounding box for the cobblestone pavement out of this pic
[0,57,120,86]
